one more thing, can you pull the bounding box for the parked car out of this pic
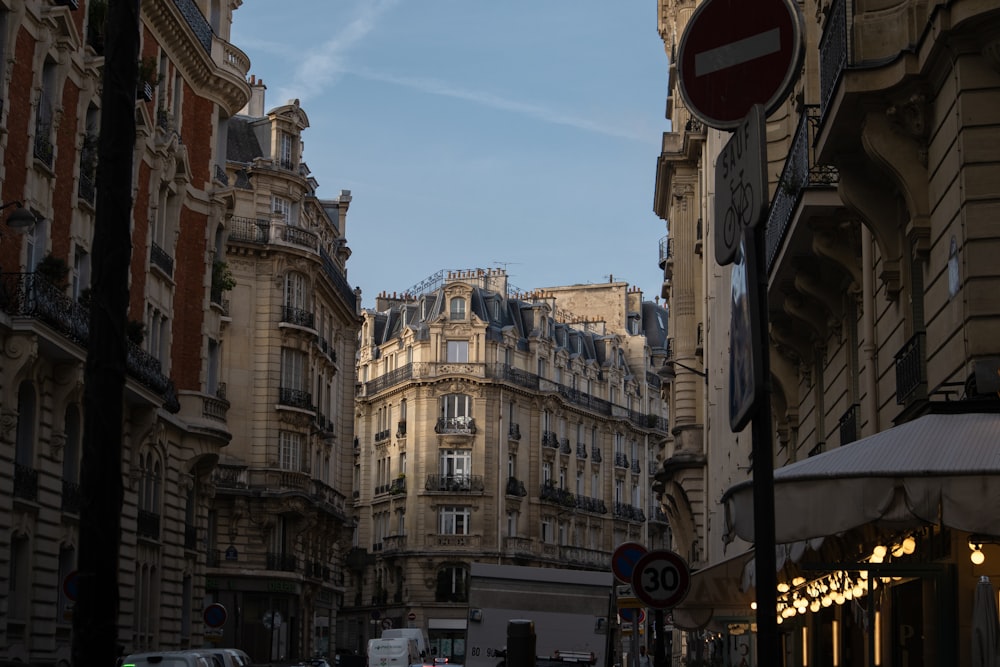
[180,648,252,667]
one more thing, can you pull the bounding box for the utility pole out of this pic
[71,1,139,665]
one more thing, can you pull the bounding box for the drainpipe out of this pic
[861,226,879,435]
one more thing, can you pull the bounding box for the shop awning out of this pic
[670,549,756,630]
[722,411,1000,544]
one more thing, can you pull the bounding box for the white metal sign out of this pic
[715,104,768,266]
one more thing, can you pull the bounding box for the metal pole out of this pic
[751,213,779,666]
[653,609,668,667]
[71,1,138,665]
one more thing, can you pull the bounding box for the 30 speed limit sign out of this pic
[630,549,691,609]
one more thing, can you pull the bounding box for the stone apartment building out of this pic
[205,78,361,663]
[0,0,252,663]
[653,0,1000,665]
[345,269,671,660]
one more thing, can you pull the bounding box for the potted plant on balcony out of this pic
[212,260,236,294]
[35,253,70,288]
[137,56,160,102]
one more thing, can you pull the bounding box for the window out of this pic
[273,195,291,224]
[441,393,472,428]
[436,566,468,602]
[439,506,470,535]
[279,131,294,169]
[281,347,308,392]
[541,517,553,543]
[279,431,302,471]
[449,297,466,320]
[542,461,552,484]
[507,510,519,536]
[446,340,469,363]
[576,470,584,496]
[285,271,309,311]
[57,547,75,624]
[440,449,471,487]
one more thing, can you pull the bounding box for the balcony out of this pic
[541,431,559,449]
[388,477,406,495]
[559,546,610,569]
[278,386,314,411]
[508,422,521,441]
[382,534,407,553]
[576,442,588,459]
[425,474,484,493]
[540,481,576,509]
[0,273,177,409]
[61,479,81,514]
[765,105,841,272]
[503,536,536,557]
[613,502,646,523]
[14,464,38,502]
[895,332,926,405]
[433,534,482,549]
[435,416,476,435]
[819,0,848,122]
[281,305,315,329]
[839,403,860,446]
[266,552,298,572]
[396,420,406,437]
[505,476,527,497]
[575,495,608,515]
[614,452,630,469]
[149,241,175,278]
[559,438,572,455]
[137,509,161,540]
[228,216,270,244]
[202,385,230,422]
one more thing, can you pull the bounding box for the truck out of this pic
[464,563,615,667]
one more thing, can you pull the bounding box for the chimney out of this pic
[242,76,267,117]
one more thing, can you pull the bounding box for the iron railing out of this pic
[425,474,484,493]
[895,332,926,404]
[229,216,270,243]
[819,0,848,122]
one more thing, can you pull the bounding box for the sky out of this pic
[230,1,671,310]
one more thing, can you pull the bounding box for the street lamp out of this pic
[1,200,39,232]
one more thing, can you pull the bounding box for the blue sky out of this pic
[230,1,670,309]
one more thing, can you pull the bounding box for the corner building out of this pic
[653,0,1000,665]
[346,269,670,660]
[0,0,250,662]
[207,79,361,663]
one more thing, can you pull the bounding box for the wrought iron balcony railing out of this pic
[14,464,38,502]
[425,474,484,493]
[435,416,476,434]
[614,452,630,469]
[278,386,314,411]
[281,305,315,329]
[819,0,848,122]
[895,332,926,405]
[228,216,270,244]
[839,402,860,445]
[149,242,174,277]
[505,476,527,497]
[265,552,298,572]
[137,509,161,540]
[613,502,646,523]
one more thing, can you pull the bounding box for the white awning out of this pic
[670,549,756,630]
[722,411,1000,544]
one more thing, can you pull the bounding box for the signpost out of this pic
[676,0,803,129]
[674,1,804,666]
[612,542,648,584]
[630,550,691,611]
[204,603,228,629]
[714,105,767,266]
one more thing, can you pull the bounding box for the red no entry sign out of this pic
[676,0,804,129]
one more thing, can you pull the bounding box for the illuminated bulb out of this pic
[810,600,821,613]
[972,547,986,565]
[821,596,833,608]
[902,536,916,554]
[792,576,806,587]
[777,615,784,625]
[853,584,864,597]
[844,588,853,601]
[777,582,790,593]
[750,601,757,610]
[872,545,887,559]
[797,605,807,615]
[892,543,905,557]
[860,570,869,580]
[835,592,846,605]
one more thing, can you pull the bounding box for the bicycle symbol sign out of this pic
[715,104,768,266]
[630,549,691,610]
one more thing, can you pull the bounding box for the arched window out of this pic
[14,382,37,501]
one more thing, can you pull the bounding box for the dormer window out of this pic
[450,297,466,320]
[279,131,294,170]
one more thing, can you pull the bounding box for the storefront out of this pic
[698,411,1000,667]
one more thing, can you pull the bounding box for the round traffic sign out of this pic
[62,570,79,602]
[618,607,646,624]
[611,542,648,584]
[204,603,228,628]
[676,0,804,129]
[630,549,691,609]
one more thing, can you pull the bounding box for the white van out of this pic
[119,650,219,667]
[367,637,420,667]
[380,628,431,659]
